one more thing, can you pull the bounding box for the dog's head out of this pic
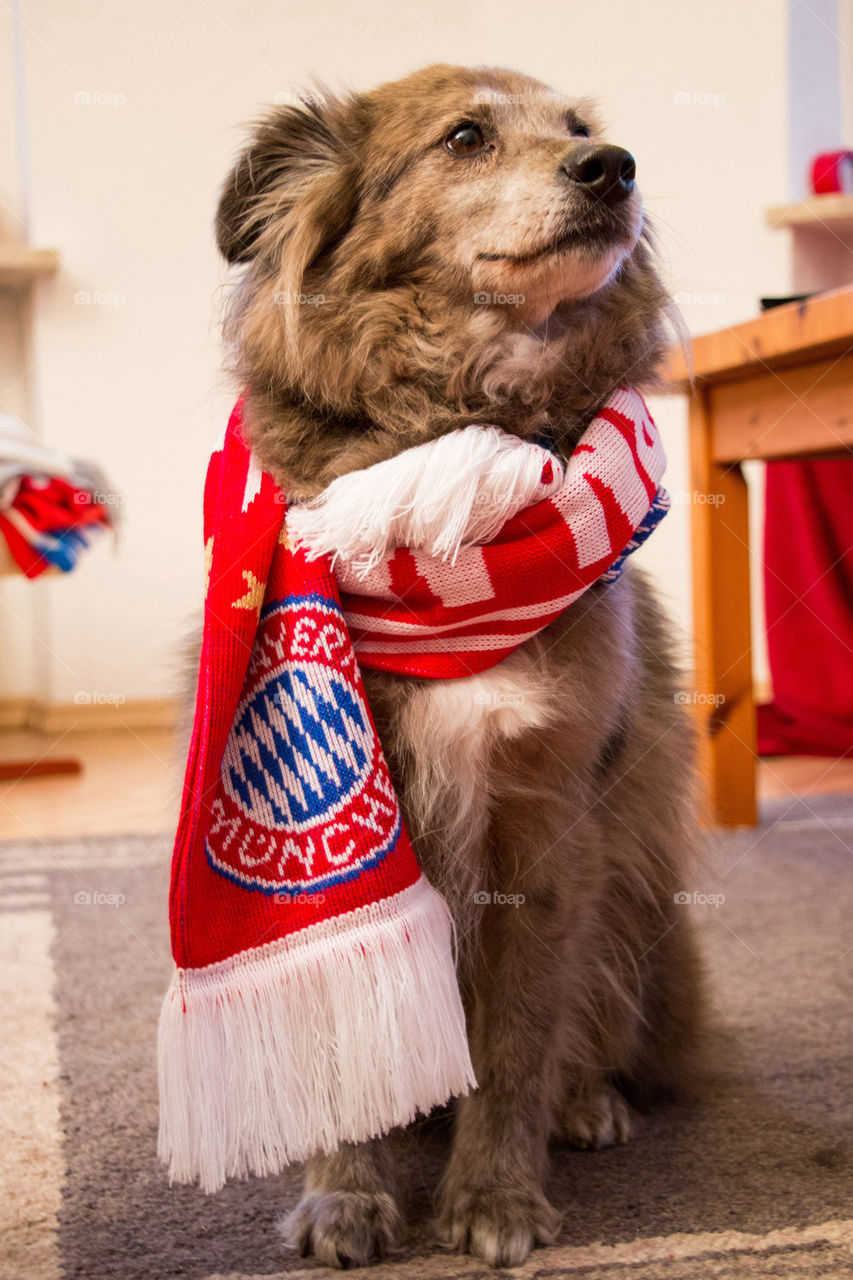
[218,65,642,324]
[217,65,668,484]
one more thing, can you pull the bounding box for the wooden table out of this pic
[665,285,853,826]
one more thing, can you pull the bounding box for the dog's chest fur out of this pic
[361,575,639,950]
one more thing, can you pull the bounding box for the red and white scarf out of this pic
[158,387,667,1192]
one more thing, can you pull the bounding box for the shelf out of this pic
[766,194,853,232]
[0,243,60,288]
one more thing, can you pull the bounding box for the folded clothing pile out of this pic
[0,414,115,577]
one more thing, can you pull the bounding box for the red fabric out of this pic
[0,508,45,576]
[0,476,109,578]
[757,457,853,757]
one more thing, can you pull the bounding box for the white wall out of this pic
[0,0,794,709]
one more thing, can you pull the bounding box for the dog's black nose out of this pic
[560,144,636,205]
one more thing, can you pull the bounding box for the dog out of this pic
[212,63,706,1270]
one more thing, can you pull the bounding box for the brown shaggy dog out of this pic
[214,63,705,1270]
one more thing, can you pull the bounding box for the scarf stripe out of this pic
[327,388,666,678]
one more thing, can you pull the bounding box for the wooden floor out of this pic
[0,728,180,840]
[0,726,851,841]
[758,753,853,803]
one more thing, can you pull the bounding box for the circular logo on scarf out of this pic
[206,596,401,893]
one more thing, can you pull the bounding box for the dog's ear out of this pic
[215,94,361,267]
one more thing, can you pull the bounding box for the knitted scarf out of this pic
[158,387,668,1192]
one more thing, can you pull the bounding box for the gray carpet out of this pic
[3,794,853,1279]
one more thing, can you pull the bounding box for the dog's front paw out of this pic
[562,1084,633,1150]
[439,1184,561,1268]
[280,1190,402,1269]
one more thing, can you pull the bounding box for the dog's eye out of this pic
[445,123,486,156]
[566,114,590,137]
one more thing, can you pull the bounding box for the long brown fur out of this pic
[213,63,706,1269]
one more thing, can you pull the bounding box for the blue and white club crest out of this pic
[206,597,401,893]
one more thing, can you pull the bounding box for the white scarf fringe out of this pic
[287,425,564,577]
[157,876,475,1192]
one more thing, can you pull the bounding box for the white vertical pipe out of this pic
[788,0,842,198]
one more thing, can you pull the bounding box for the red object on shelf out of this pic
[810,149,853,194]
[757,457,853,757]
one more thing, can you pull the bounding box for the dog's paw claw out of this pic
[439,1185,560,1267]
[562,1084,633,1150]
[280,1190,402,1269]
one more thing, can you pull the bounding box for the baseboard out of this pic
[0,697,178,733]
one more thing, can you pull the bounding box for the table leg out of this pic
[688,388,757,826]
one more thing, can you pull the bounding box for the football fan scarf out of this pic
[159,387,668,1192]
[0,475,110,577]
[0,413,113,577]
